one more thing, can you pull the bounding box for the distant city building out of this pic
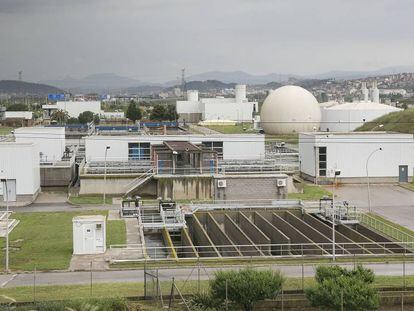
[176,85,258,123]
[42,101,102,119]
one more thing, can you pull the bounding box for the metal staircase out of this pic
[124,168,154,196]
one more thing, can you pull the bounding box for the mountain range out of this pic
[0,80,63,96]
[36,66,414,92]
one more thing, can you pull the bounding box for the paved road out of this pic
[0,203,118,213]
[329,184,414,230]
[0,262,413,288]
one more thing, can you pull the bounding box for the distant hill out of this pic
[355,109,414,133]
[40,73,154,93]
[184,80,236,91]
[0,80,63,95]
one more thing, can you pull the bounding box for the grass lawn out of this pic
[69,195,113,205]
[0,211,126,271]
[0,126,14,135]
[1,275,413,303]
[288,184,332,200]
[204,123,257,134]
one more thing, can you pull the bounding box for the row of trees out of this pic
[126,101,178,122]
[191,265,379,311]
[51,110,100,125]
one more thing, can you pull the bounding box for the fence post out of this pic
[90,261,93,297]
[225,279,228,311]
[403,258,406,290]
[401,292,404,311]
[33,265,36,303]
[144,261,147,299]
[281,284,284,311]
[168,277,175,309]
[301,260,304,291]
[197,257,201,294]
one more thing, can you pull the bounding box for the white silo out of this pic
[235,84,247,102]
[362,82,369,102]
[187,90,199,102]
[371,81,380,103]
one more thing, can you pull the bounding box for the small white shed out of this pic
[72,215,106,255]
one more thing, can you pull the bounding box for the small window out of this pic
[86,229,91,233]
[318,147,327,177]
[96,224,102,229]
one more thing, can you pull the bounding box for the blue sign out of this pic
[48,93,65,101]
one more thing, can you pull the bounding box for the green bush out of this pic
[209,268,284,311]
[306,265,379,311]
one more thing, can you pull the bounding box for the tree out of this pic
[150,104,167,121]
[78,111,94,124]
[6,103,28,111]
[67,117,79,124]
[51,109,69,124]
[165,104,178,121]
[93,113,100,125]
[306,265,379,311]
[209,268,284,311]
[126,101,142,122]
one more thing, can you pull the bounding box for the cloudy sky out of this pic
[0,0,413,82]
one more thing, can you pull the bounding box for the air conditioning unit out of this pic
[217,180,227,188]
[276,179,287,187]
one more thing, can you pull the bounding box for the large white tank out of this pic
[362,82,369,102]
[260,85,321,134]
[371,81,380,103]
[187,90,199,102]
[235,84,246,102]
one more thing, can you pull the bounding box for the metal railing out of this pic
[108,241,414,263]
[356,213,414,246]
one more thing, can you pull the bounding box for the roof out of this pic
[72,215,106,222]
[163,141,202,152]
[325,101,402,111]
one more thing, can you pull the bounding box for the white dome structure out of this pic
[321,101,402,132]
[260,85,321,134]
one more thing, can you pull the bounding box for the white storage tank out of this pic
[187,90,199,102]
[72,215,106,255]
[235,84,247,103]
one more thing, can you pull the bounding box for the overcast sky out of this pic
[1,0,414,82]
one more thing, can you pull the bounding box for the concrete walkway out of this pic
[1,261,414,288]
[188,124,221,135]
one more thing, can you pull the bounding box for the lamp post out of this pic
[0,170,9,273]
[332,169,341,261]
[103,145,111,205]
[366,148,382,213]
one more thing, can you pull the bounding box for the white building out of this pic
[4,111,33,120]
[14,127,66,163]
[43,101,102,119]
[72,215,106,255]
[0,142,40,203]
[85,134,265,162]
[102,111,125,119]
[299,132,414,183]
[320,102,402,132]
[176,85,258,123]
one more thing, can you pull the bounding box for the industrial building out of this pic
[14,127,66,163]
[260,85,321,134]
[42,101,102,119]
[320,82,402,132]
[0,142,40,203]
[299,132,414,183]
[84,134,266,162]
[176,85,258,123]
[73,215,106,255]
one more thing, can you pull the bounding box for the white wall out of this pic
[176,100,203,114]
[0,143,40,196]
[299,132,414,178]
[5,111,33,119]
[14,127,65,163]
[56,101,102,118]
[85,134,265,162]
[72,216,106,254]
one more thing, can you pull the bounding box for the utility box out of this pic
[72,215,106,255]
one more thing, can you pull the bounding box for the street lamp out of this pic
[332,169,341,261]
[366,147,382,213]
[103,145,111,205]
[0,170,9,273]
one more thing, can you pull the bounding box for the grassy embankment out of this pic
[0,211,125,271]
[356,108,414,133]
[0,126,14,135]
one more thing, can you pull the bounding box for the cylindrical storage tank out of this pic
[260,85,321,134]
[235,84,246,102]
[253,115,261,130]
[187,90,199,102]
[372,88,380,103]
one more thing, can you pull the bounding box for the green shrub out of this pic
[306,265,379,311]
[209,268,284,311]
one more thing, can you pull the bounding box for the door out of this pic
[1,179,16,202]
[83,224,95,253]
[399,165,408,183]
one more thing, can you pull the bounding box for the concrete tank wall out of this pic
[157,176,213,200]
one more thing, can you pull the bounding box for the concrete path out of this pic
[69,254,108,271]
[188,124,221,135]
[1,261,414,288]
[327,184,414,230]
[0,203,119,213]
